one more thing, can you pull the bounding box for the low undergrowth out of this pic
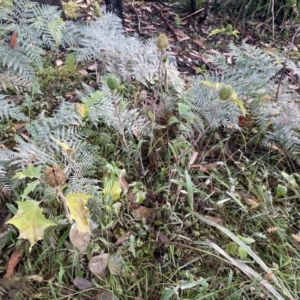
[0,1,300,300]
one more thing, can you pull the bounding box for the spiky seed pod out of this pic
[107,75,119,91]
[44,166,67,187]
[156,33,169,52]
[225,24,233,33]
[218,85,233,101]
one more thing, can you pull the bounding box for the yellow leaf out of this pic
[76,103,89,118]
[232,92,246,116]
[103,176,122,201]
[50,137,74,155]
[200,80,216,89]
[208,28,225,37]
[65,193,91,233]
[6,200,57,249]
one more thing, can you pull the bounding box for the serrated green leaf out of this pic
[6,200,57,248]
[13,164,42,180]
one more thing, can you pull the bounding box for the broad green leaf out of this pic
[239,236,255,245]
[167,116,179,125]
[65,193,91,233]
[21,180,40,200]
[103,176,122,201]
[13,164,42,180]
[226,242,238,254]
[6,200,57,248]
[276,184,287,196]
[178,103,190,116]
[238,246,248,259]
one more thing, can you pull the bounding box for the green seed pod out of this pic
[225,24,233,33]
[156,33,169,52]
[218,85,233,101]
[107,75,119,91]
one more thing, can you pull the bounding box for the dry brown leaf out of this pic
[5,248,23,278]
[73,277,94,290]
[89,254,109,278]
[264,272,273,281]
[292,234,300,242]
[114,231,132,247]
[55,60,63,67]
[189,151,198,166]
[207,216,223,224]
[69,224,91,253]
[193,39,205,48]
[246,198,260,208]
[132,206,156,222]
[267,227,279,233]
[10,31,17,49]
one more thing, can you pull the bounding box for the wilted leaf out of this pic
[69,223,91,253]
[97,291,119,300]
[65,193,91,233]
[132,206,156,222]
[89,254,110,278]
[6,200,57,248]
[73,277,94,290]
[108,253,125,276]
[10,31,17,49]
[4,248,22,278]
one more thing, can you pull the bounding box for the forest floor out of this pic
[0,1,300,300]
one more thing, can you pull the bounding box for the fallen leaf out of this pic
[108,253,125,276]
[89,254,110,278]
[73,277,94,290]
[6,200,57,248]
[65,193,91,233]
[10,31,17,49]
[97,291,119,300]
[207,216,223,224]
[132,206,156,222]
[189,152,198,166]
[193,39,205,48]
[55,60,63,67]
[69,223,91,253]
[114,231,132,247]
[4,247,23,278]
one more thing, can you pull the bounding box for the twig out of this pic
[181,8,204,21]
